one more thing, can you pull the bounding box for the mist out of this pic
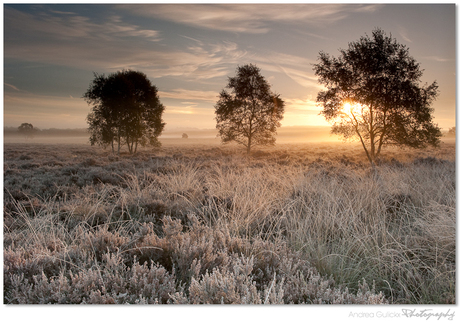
[3,125,344,145]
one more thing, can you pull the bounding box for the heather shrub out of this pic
[6,258,177,304]
[3,142,454,304]
[4,215,387,304]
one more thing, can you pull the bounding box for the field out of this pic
[3,138,456,304]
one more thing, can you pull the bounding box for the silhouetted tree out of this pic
[182,133,188,139]
[17,123,36,139]
[447,126,455,137]
[84,70,165,154]
[215,64,285,154]
[314,28,441,165]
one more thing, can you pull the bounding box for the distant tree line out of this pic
[4,126,89,137]
[82,28,443,162]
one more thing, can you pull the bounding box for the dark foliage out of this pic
[84,70,165,154]
[17,123,37,139]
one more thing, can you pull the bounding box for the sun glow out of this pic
[342,101,367,119]
[342,102,355,118]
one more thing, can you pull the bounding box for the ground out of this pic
[3,137,456,304]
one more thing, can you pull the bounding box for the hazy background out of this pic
[3,3,456,136]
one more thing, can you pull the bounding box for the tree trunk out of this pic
[350,111,374,166]
[247,132,252,154]
[376,113,388,158]
[369,104,376,161]
[247,116,253,154]
[128,139,133,154]
[354,125,374,166]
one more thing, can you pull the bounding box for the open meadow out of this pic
[3,138,456,304]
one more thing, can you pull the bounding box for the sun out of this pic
[342,102,353,117]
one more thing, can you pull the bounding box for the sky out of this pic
[2,2,456,131]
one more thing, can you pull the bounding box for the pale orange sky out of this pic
[3,3,456,131]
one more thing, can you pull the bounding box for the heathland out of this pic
[3,136,455,304]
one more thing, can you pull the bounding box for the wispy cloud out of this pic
[4,6,246,82]
[5,7,162,41]
[159,89,218,102]
[167,109,195,115]
[120,4,383,34]
[422,55,450,62]
[284,97,319,113]
[49,10,77,15]
[237,50,320,90]
[398,27,412,43]
[3,4,375,88]
[4,83,21,92]
[262,62,319,90]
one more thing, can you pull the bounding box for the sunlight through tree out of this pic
[314,28,442,165]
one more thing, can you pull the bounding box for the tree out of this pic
[18,123,36,139]
[182,133,188,139]
[313,28,442,165]
[215,64,285,154]
[84,70,165,155]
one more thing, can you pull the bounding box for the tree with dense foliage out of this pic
[313,28,442,165]
[84,70,165,155]
[17,123,36,139]
[215,64,285,154]
[182,133,188,139]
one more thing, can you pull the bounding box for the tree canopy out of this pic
[18,123,36,139]
[83,70,165,154]
[313,28,442,165]
[215,64,285,154]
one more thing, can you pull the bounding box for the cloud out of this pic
[3,5,326,88]
[159,89,218,102]
[49,10,77,15]
[235,50,320,90]
[167,109,195,115]
[120,4,383,34]
[4,83,21,92]
[5,7,162,42]
[262,62,319,90]
[398,27,412,43]
[422,56,450,62]
[164,105,214,117]
[4,6,248,82]
[284,97,319,113]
